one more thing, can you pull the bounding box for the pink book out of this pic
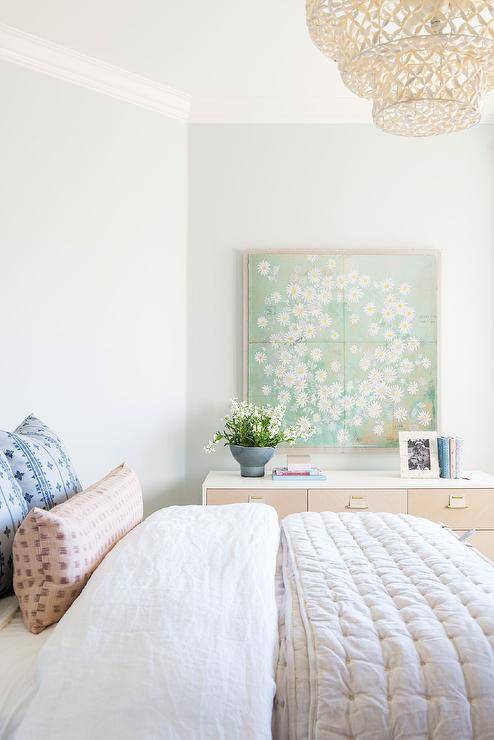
[273,468,321,476]
[449,437,456,479]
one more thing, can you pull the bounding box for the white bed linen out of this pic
[275,512,494,740]
[0,596,18,630]
[0,605,53,738]
[13,503,280,740]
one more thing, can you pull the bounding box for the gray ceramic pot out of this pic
[230,445,275,477]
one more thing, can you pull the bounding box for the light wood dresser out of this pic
[203,470,494,560]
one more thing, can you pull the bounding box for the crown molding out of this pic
[1,22,492,126]
[0,23,190,121]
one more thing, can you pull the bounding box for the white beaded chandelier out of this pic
[306,0,494,136]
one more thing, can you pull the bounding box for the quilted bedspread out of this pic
[275,512,494,740]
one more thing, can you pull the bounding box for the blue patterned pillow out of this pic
[0,415,82,511]
[0,452,28,596]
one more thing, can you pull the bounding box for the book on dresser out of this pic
[272,466,327,481]
[438,436,464,479]
[202,470,494,561]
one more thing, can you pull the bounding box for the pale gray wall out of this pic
[0,61,188,514]
[187,124,494,502]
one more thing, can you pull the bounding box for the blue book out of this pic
[437,436,443,477]
[438,436,450,478]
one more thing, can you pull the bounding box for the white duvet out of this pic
[13,504,280,740]
[275,512,494,740]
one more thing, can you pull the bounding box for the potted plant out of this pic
[205,399,314,477]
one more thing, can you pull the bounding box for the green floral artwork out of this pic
[247,251,438,447]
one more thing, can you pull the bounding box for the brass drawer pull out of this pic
[446,495,468,510]
[346,495,369,510]
[249,496,265,504]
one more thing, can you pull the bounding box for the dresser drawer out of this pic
[408,489,494,529]
[205,489,307,519]
[308,489,406,514]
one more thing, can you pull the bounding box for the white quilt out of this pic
[275,512,494,740]
[13,504,280,740]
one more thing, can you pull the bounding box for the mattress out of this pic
[275,511,494,740]
[0,599,54,738]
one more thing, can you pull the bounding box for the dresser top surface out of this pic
[204,470,494,490]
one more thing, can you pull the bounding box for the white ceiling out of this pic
[0,0,493,124]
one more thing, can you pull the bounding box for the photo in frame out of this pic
[399,430,440,478]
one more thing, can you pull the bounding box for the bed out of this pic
[2,505,494,739]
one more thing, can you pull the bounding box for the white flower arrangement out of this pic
[204,399,315,453]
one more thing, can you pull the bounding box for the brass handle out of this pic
[446,495,468,510]
[249,496,265,504]
[346,496,369,510]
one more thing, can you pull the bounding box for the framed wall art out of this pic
[244,249,438,448]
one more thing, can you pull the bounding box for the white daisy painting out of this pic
[247,251,438,447]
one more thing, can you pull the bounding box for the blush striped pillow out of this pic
[13,463,143,634]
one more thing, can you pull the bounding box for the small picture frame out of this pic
[399,431,440,479]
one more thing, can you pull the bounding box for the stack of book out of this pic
[272,465,327,481]
[438,436,464,479]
